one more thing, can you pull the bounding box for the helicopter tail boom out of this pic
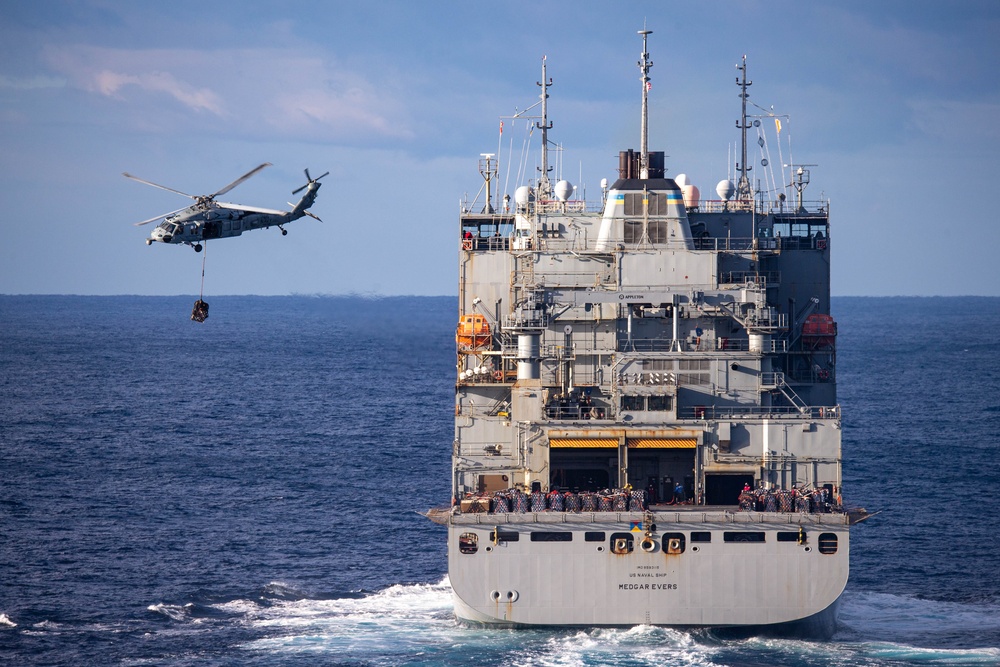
[288,169,328,219]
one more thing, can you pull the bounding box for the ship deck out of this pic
[443,505,850,527]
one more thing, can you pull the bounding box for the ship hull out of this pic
[448,512,848,637]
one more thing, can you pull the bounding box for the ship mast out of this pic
[735,54,753,200]
[536,56,553,200]
[638,29,653,179]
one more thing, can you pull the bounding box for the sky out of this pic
[1,1,998,297]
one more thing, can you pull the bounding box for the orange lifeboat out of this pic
[801,313,837,349]
[456,314,491,350]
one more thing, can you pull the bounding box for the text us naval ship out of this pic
[438,32,855,637]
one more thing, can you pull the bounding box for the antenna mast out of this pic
[537,56,553,200]
[735,55,753,200]
[638,29,653,179]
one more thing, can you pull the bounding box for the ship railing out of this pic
[467,232,827,255]
[501,314,549,331]
[714,338,788,353]
[692,236,756,251]
[680,404,840,420]
[787,368,836,384]
[461,236,511,252]
[534,199,596,214]
[617,337,787,353]
[454,488,845,518]
[516,270,616,287]
[692,198,829,215]
[719,271,781,287]
[618,338,682,352]
[456,403,513,419]
[544,404,609,421]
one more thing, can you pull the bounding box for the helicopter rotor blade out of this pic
[211,162,272,198]
[132,205,190,226]
[123,172,197,199]
[216,201,287,216]
[289,203,323,222]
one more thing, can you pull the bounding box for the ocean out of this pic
[1,295,999,666]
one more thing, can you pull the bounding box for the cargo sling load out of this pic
[432,32,861,637]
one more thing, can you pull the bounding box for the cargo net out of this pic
[457,488,648,515]
[737,487,841,514]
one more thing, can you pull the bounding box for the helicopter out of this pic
[125,163,327,252]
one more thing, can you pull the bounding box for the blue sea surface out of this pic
[1,295,999,666]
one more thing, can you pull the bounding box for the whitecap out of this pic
[146,602,194,622]
[0,613,16,628]
[239,579,724,666]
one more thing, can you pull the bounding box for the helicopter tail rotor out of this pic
[292,168,329,195]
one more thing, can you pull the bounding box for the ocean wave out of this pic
[233,580,727,666]
[146,602,196,622]
[839,590,1000,642]
[0,613,17,628]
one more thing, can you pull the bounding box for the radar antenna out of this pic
[479,153,497,214]
[638,29,653,179]
[536,56,554,200]
[735,55,753,200]
[788,164,816,213]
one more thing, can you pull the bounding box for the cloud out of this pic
[39,43,414,143]
[91,69,226,115]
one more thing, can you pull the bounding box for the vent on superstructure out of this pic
[624,192,668,215]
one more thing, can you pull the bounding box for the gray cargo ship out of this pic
[440,32,850,637]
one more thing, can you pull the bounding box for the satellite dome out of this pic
[514,185,535,206]
[554,180,573,202]
[716,179,735,201]
[681,184,700,208]
[675,173,690,187]
[600,177,608,189]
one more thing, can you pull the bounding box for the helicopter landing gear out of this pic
[146,239,153,246]
[278,225,287,236]
[193,243,203,252]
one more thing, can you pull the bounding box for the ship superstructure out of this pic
[443,33,848,636]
